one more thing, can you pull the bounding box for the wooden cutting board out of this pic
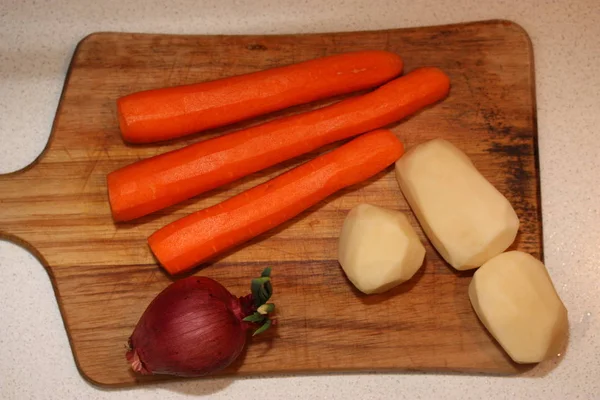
[0,20,542,386]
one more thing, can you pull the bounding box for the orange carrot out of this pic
[148,129,404,275]
[107,67,450,222]
[117,51,404,143]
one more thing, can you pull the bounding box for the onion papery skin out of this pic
[126,277,251,377]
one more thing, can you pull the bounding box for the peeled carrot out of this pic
[107,67,450,222]
[117,51,404,143]
[149,129,404,275]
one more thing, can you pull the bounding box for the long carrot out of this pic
[108,67,450,222]
[148,129,404,275]
[117,51,404,143]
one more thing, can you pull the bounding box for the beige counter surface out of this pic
[0,0,598,398]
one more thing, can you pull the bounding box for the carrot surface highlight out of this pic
[117,50,404,143]
[148,129,405,275]
[107,67,450,222]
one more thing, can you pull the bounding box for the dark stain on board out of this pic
[247,44,268,51]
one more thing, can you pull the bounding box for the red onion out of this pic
[126,268,274,377]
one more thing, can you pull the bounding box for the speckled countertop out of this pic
[0,0,598,399]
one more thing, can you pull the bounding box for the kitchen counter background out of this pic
[0,0,598,399]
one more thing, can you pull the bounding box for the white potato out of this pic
[338,204,426,294]
[469,251,568,364]
[395,138,519,270]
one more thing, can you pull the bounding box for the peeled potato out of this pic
[469,251,568,364]
[395,138,519,270]
[338,204,426,294]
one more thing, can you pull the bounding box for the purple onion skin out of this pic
[126,276,253,377]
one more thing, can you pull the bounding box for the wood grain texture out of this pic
[0,20,542,386]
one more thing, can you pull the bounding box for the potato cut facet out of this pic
[395,138,519,270]
[338,204,426,294]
